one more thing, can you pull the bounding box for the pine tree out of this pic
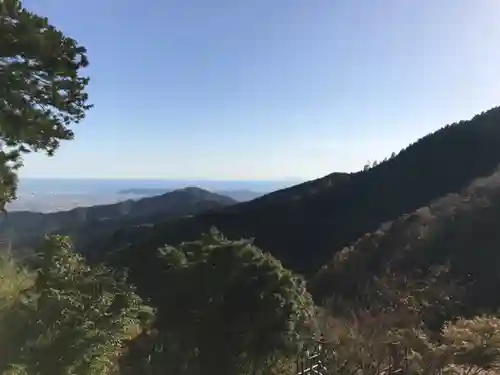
[0,0,92,209]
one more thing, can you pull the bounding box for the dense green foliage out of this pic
[101,106,500,277]
[0,0,91,209]
[5,230,500,375]
[0,236,150,375]
[113,228,317,375]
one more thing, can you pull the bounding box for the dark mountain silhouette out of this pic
[102,106,500,278]
[213,189,265,202]
[0,187,236,254]
[118,188,265,202]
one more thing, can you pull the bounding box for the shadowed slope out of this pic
[311,169,500,316]
[104,106,500,276]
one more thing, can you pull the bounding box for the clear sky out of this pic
[19,0,500,180]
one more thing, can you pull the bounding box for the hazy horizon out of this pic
[17,177,303,192]
[19,0,500,181]
[11,177,300,213]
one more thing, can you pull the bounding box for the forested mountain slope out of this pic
[311,168,500,318]
[0,187,236,254]
[102,106,500,276]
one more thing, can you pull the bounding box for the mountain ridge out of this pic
[310,167,500,318]
[117,187,265,202]
[0,187,237,254]
[102,106,500,276]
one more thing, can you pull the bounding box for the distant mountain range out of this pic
[6,186,266,213]
[0,187,237,255]
[118,188,264,202]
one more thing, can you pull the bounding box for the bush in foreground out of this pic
[0,236,152,375]
[119,228,317,375]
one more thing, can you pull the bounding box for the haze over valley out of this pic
[7,178,300,212]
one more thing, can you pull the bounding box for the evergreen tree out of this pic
[123,228,316,375]
[0,0,91,209]
[0,236,153,375]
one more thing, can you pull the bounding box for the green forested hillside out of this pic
[102,106,500,276]
[311,168,500,317]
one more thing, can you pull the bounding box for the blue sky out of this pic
[20,0,500,180]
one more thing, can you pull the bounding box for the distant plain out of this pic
[8,178,302,212]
